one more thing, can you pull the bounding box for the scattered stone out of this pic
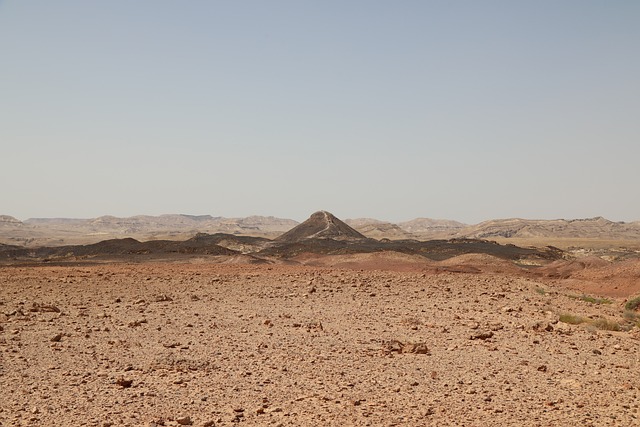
[50,333,63,342]
[383,340,429,355]
[538,365,548,372]
[116,378,133,388]
[470,331,494,340]
[402,342,429,354]
[176,415,193,425]
[30,303,61,313]
[128,319,148,328]
[307,321,323,331]
[163,342,180,348]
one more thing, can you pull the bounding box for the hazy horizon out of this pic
[3,211,638,226]
[1,1,638,224]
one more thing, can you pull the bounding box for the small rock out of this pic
[50,333,63,342]
[155,294,173,302]
[176,415,193,425]
[537,365,548,372]
[128,319,147,328]
[470,331,493,340]
[593,349,602,355]
[402,342,429,354]
[116,378,133,388]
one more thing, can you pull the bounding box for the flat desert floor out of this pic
[1,262,639,426]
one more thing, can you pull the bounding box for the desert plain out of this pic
[1,212,640,426]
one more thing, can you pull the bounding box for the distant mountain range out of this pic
[1,213,639,248]
[0,211,564,266]
[0,214,298,247]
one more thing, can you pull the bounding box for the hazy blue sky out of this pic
[1,1,638,223]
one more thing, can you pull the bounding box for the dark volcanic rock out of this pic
[276,211,368,243]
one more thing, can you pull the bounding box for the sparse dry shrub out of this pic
[622,310,638,322]
[622,310,640,330]
[559,313,586,325]
[590,318,621,331]
[568,294,611,305]
[624,296,640,312]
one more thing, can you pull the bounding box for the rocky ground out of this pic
[1,261,639,426]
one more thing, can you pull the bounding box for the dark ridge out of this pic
[188,233,271,245]
[0,237,239,262]
[261,237,563,262]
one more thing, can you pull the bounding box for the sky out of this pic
[1,1,639,224]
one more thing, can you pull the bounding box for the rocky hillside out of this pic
[395,218,467,239]
[0,215,22,226]
[456,217,640,240]
[345,219,417,240]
